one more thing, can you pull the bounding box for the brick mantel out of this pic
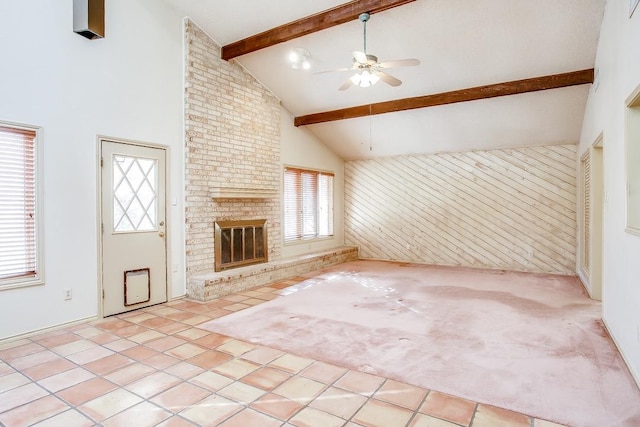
[210,187,278,199]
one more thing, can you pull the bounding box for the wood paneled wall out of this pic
[344,145,577,274]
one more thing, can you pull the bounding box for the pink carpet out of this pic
[199,260,640,426]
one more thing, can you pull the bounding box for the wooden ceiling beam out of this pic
[294,69,595,126]
[221,0,416,61]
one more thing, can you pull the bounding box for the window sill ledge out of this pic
[0,279,45,292]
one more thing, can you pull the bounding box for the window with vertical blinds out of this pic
[283,167,334,242]
[0,123,41,288]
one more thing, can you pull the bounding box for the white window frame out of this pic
[283,166,334,244]
[0,121,44,290]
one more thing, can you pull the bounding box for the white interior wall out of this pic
[280,108,345,258]
[578,0,640,383]
[0,0,185,339]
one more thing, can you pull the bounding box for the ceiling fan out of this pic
[319,12,420,90]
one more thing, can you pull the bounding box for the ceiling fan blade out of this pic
[378,58,421,69]
[313,67,352,75]
[353,51,368,65]
[375,71,402,87]
[338,77,353,91]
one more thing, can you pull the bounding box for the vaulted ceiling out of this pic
[162,0,605,160]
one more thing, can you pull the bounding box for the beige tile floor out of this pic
[0,278,566,427]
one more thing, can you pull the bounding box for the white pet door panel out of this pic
[124,268,151,306]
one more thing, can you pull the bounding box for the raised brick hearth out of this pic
[188,246,358,301]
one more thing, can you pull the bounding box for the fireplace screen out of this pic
[214,219,267,271]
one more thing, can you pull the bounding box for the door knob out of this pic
[159,232,165,238]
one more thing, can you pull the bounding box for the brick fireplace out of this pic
[183,20,357,301]
[183,20,281,295]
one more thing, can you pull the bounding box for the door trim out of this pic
[97,135,171,318]
[590,135,604,301]
[577,133,604,301]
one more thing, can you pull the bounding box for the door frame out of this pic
[590,136,604,301]
[96,135,171,318]
[578,133,604,301]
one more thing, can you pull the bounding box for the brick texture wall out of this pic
[184,20,282,281]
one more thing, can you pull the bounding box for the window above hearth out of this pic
[284,167,334,243]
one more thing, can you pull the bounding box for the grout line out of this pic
[468,402,480,427]
[404,388,430,426]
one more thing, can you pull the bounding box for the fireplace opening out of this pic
[214,219,267,272]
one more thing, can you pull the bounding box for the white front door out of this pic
[100,139,167,316]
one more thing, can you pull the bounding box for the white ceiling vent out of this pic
[73,0,104,40]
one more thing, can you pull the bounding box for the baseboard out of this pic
[1,296,190,344]
[359,257,577,277]
[602,318,640,390]
[577,269,594,299]
[0,316,98,345]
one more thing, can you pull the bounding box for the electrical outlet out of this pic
[64,289,72,301]
[527,250,534,259]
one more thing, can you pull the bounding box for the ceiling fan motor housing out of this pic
[354,54,379,67]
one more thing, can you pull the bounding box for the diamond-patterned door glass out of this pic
[113,155,158,232]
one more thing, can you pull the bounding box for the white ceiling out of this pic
[162,0,605,160]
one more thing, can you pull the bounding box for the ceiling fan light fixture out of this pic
[351,70,380,87]
[320,12,419,90]
[288,47,311,70]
